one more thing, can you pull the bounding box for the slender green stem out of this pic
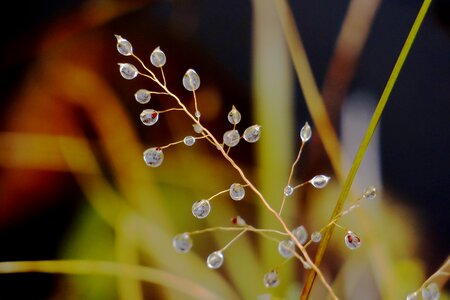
[301,1,432,298]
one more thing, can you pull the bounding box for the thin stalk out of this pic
[301,0,433,298]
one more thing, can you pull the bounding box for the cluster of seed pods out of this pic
[115,34,373,292]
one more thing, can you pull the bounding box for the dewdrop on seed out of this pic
[344,231,361,250]
[292,225,308,245]
[263,270,280,288]
[172,233,193,253]
[229,183,245,201]
[192,199,211,219]
[206,251,224,269]
[115,35,132,56]
[227,105,242,125]
[310,175,330,189]
[143,147,164,167]
[278,239,295,259]
[134,89,151,104]
[311,231,322,243]
[140,109,159,126]
[284,185,293,197]
[183,69,200,91]
[150,47,166,67]
[192,123,203,134]
[183,136,196,146]
[300,122,312,142]
[223,130,240,147]
[363,185,377,200]
[243,125,261,143]
[118,63,138,80]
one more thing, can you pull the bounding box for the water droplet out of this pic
[143,147,164,167]
[172,233,193,253]
[206,251,224,269]
[140,109,159,126]
[300,122,312,142]
[150,46,166,67]
[192,123,203,134]
[284,185,293,197]
[363,185,377,200]
[229,183,245,201]
[118,63,138,80]
[134,89,151,104]
[192,199,211,219]
[223,129,240,147]
[292,225,308,245]
[345,231,361,250]
[183,136,196,146]
[194,110,201,118]
[406,291,419,300]
[311,231,322,243]
[243,125,261,143]
[310,175,330,189]
[278,239,295,258]
[227,105,241,125]
[115,35,132,56]
[263,270,280,288]
[422,283,440,300]
[231,216,246,226]
[183,69,200,91]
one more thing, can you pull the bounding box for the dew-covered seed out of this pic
[231,216,246,226]
[118,63,138,80]
[150,46,166,67]
[206,251,224,269]
[284,185,293,197]
[300,122,312,142]
[172,233,193,253]
[115,35,132,56]
[183,69,200,91]
[223,129,240,147]
[227,105,241,125]
[263,270,280,288]
[143,147,164,167]
[192,199,211,219]
[292,225,308,245]
[278,239,295,258]
[243,125,261,143]
[140,109,159,126]
[229,183,245,201]
[192,123,203,134]
[310,175,330,189]
[183,136,196,146]
[363,185,377,200]
[311,231,322,243]
[134,89,151,104]
[345,231,361,250]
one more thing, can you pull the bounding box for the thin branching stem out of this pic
[279,141,305,215]
[130,51,339,300]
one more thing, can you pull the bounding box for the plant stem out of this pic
[300,0,433,298]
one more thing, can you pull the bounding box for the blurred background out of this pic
[0,0,449,299]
